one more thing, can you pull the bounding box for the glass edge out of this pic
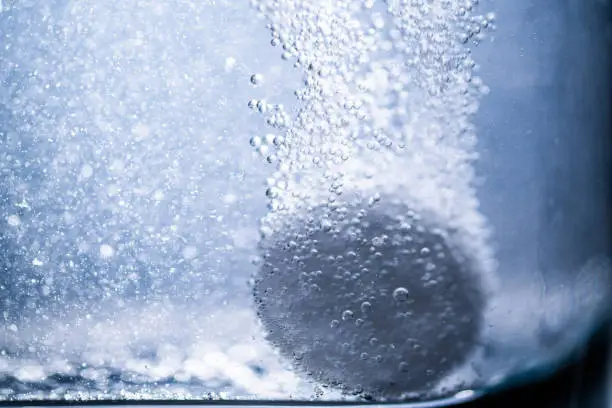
[0,392,481,408]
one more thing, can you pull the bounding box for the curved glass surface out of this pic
[0,0,610,405]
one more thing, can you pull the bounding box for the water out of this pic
[0,0,304,401]
[0,0,610,404]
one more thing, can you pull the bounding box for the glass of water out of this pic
[0,0,610,406]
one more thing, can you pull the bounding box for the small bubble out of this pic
[321,218,332,231]
[399,361,410,372]
[153,190,165,201]
[330,319,340,328]
[360,301,372,313]
[7,215,20,227]
[355,318,364,327]
[360,352,369,360]
[266,187,279,198]
[131,123,151,140]
[341,310,354,321]
[257,100,268,113]
[79,164,93,180]
[250,135,262,147]
[224,57,237,72]
[393,287,409,302]
[99,244,115,259]
[273,135,285,146]
[182,246,198,260]
[250,73,264,86]
[264,133,275,144]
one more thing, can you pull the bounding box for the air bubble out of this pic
[250,73,264,86]
[224,57,236,71]
[265,133,276,144]
[265,188,279,199]
[99,244,115,259]
[341,310,354,321]
[250,136,262,147]
[79,164,94,180]
[182,246,198,260]
[7,215,20,227]
[392,287,409,302]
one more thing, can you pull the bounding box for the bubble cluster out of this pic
[247,0,495,221]
[249,0,498,400]
[0,1,314,400]
[0,1,278,321]
[0,304,304,401]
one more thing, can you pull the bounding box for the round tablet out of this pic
[253,196,486,399]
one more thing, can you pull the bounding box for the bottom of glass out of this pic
[0,322,608,408]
